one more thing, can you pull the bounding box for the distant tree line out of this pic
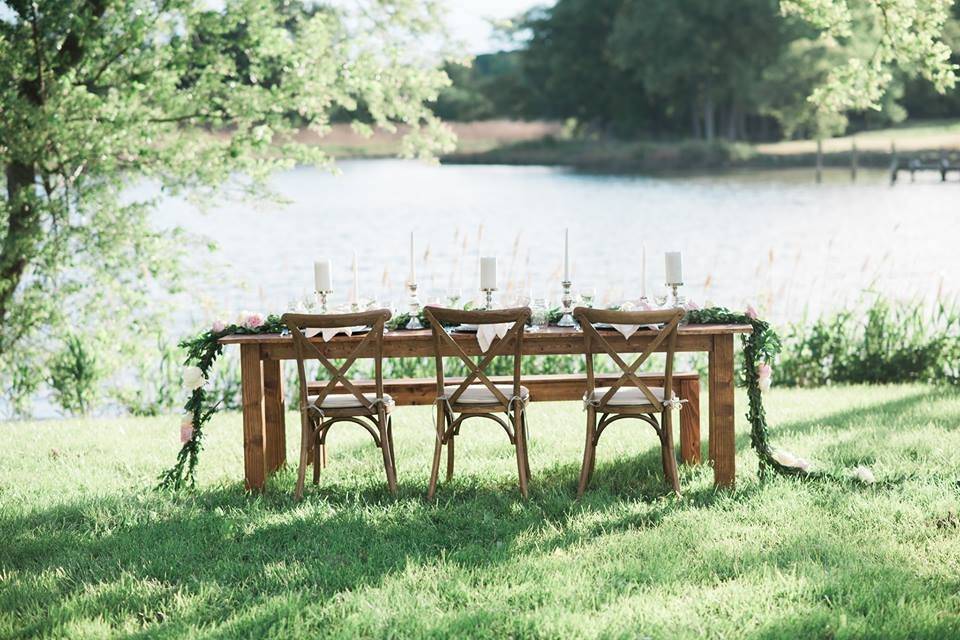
[434,0,960,141]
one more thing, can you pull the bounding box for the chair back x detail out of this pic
[575,307,685,412]
[423,306,531,411]
[283,310,391,414]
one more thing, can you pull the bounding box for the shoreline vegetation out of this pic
[311,118,960,174]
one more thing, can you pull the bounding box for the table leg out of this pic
[262,358,286,474]
[709,334,736,487]
[240,344,267,491]
[678,378,701,464]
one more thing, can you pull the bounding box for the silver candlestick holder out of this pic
[557,280,576,327]
[315,289,332,313]
[482,287,496,310]
[668,282,684,308]
[405,281,424,330]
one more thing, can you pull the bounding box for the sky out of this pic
[446,0,551,53]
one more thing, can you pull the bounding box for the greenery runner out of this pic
[159,307,821,490]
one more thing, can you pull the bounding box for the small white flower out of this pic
[771,448,798,468]
[852,465,876,484]
[182,365,206,391]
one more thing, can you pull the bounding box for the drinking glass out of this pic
[579,287,596,308]
[530,298,549,331]
[446,288,462,308]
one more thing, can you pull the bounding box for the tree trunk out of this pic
[691,103,702,139]
[0,160,39,340]
[703,94,715,142]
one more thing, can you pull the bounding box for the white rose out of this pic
[771,448,798,468]
[852,465,875,484]
[182,365,206,391]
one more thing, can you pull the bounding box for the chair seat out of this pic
[308,392,394,409]
[444,384,530,405]
[589,386,676,407]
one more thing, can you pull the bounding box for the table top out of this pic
[220,324,752,345]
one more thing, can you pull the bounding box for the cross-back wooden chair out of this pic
[574,306,685,497]
[282,310,396,499]
[423,306,533,499]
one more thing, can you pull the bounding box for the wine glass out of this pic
[446,288,462,308]
[579,286,596,308]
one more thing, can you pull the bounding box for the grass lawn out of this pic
[2,385,960,638]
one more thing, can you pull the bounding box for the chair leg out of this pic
[427,404,446,500]
[387,416,397,479]
[521,410,531,480]
[446,433,455,482]
[295,422,313,500]
[378,413,398,496]
[312,432,322,485]
[513,408,529,498]
[660,411,681,496]
[577,407,597,498]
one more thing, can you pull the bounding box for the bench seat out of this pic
[307,372,703,463]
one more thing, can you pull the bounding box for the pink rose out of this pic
[746,304,759,320]
[211,319,226,333]
[243,313,264,329]
[757,362,773,392]
[180,417,194,444]
[684,300,699,311]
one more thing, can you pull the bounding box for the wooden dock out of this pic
[890,148,960,184]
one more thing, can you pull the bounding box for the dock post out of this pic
[889,141,898,185]
[940,147,948,182]
[815,138,823,184]
[850,138,858,182]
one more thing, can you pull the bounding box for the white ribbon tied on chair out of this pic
[477,322,514,353]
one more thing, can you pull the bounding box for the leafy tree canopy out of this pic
[0,0,455,414]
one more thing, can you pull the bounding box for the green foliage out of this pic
[777,297,960,387]
[0,0,455,415]
[782,0,958,114]
[48,334,103,416]
[446,0,959,140]
[4,385,960,637]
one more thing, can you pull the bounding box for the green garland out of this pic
[159,306,810,490]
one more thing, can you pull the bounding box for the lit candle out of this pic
[563,228,570,281]
[351,251,359,304]
[314,259,332,292]
[480,256,497,290]
[407,232,416,285]
[665,251,683,284]
[641,244,647,298]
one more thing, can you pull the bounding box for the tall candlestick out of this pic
[314,259,332,292]
[351,251,360,306]
[480,256,498,291]
[408,232,416,285]
[665,251,683,285]
[641,244,647,298]
[563,228,570,281]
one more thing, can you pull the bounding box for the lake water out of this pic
[154,159,960,329]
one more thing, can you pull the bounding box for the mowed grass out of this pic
[2,385,960,639]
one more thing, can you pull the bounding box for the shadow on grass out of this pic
[3,388,959,637]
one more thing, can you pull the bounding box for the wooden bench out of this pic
[307,372,703,464]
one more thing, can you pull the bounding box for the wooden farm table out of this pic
[219,324,751,492]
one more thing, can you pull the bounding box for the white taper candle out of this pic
[480,256,498,290]
[665,251,683,284]
[314,259,332,292]
[351,251,359,304]
[563,228,570,281]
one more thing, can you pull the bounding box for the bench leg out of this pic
[678,378,701,465]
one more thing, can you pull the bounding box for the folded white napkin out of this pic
[477,322,514,353]
[303,326,365,342]
[611,300,656,340]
